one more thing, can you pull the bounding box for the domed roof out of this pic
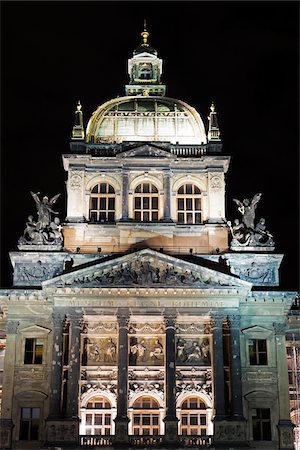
[86,96,207,145]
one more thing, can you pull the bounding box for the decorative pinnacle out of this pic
[210,102,215,113]
[76,100,82,112]
[141,19,149,46]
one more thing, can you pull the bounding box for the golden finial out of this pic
[210,102,215,113]
[77,100,82,112]
[141,19,149,46]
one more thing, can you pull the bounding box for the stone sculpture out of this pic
[228,193,274,249]
[18,192,63,247]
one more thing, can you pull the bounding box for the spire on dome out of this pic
[125,24,166,96]
[208,101,221,142]
[72,100,85,140]
[141,19,149,47]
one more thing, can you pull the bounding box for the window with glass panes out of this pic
[177,184,201,224]
[24,338,44,364]
[134,183,159,222]
[251,408,271,441]
[19,407,40,440]
[83,396,112,435]
[179,397,208,436]
[89,183,115,222]
[249,339,268,365]
[132,396,160,435]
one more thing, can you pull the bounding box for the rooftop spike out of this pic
[141,20,149,47]
[72,100,85,140]
[208,101,221,142]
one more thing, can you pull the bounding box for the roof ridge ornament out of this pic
[72,100,85,141]
[208,101,221,142]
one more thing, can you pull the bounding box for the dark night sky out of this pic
[1,1,299,290]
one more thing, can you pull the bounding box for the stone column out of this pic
[163,171,172,221]
[163,309,179,445]
[66,313,82,418]
[48,312,64,417]
[113,308,130,445]
[211,313,226,419]
[0,320,18,449]
[274,322,294,450]
[228,314,244,419]
[121,172,129,220]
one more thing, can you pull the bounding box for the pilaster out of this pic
[163,309,179,447]
[48,312,64,417]
[121,172,129,220]
[274,322,295,450]
[0,320,18,449]
[163,171,172,221]
[113,308,130,445]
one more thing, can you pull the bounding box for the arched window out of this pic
[82,396,112,436]
[177,184,201,224]
[134,182,159,222]
[132,396,160,436]
[179,397,208,436]
[89,182,115,223]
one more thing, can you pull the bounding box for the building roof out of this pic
[86,95,207,145]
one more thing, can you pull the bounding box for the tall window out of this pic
[251,408,271,441]
[179,397,208,436]
[249,339,268,365]
[24,338,43,364]
[83,396,112,436]
[177,184,201,224]
[19,407,40,440]
[90,182,115,223]
[134,183,159,222]
[132,396,160,435]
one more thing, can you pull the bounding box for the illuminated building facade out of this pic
[0,28,299,450]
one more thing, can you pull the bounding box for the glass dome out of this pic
[86,96,207,145]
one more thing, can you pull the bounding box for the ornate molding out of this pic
[81,382,117,398]
[227,315,240,329]
[273,322,286,335]
[129,323,164,334]
[86,322,118,334]
[176,322,211,334]
[129,381,164,399]
[69,172,83,191]
[6,321,19,334]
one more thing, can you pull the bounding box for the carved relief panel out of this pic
[129,322,164,366]
[176,322,212,366]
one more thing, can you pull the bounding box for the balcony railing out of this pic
[80,435,113,447]
[80,434,213,447]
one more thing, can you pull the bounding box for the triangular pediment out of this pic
[20,325,51,336]
[43,249,252,290]
[117,144,173,159]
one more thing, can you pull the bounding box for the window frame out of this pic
[248,339,268,366]
[24,338,44,365]
[19,407,41,441]
[251,408,272,441]
[179,397,208,436]
[89,182,116,223]
[81,396,113,436]
[176,183,202,225]
[131,396,161,436]
[133,182,159,222]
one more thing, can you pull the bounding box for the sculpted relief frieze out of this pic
[69,256,237,288]
[83,337,117,365]
[176,337,211,366]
